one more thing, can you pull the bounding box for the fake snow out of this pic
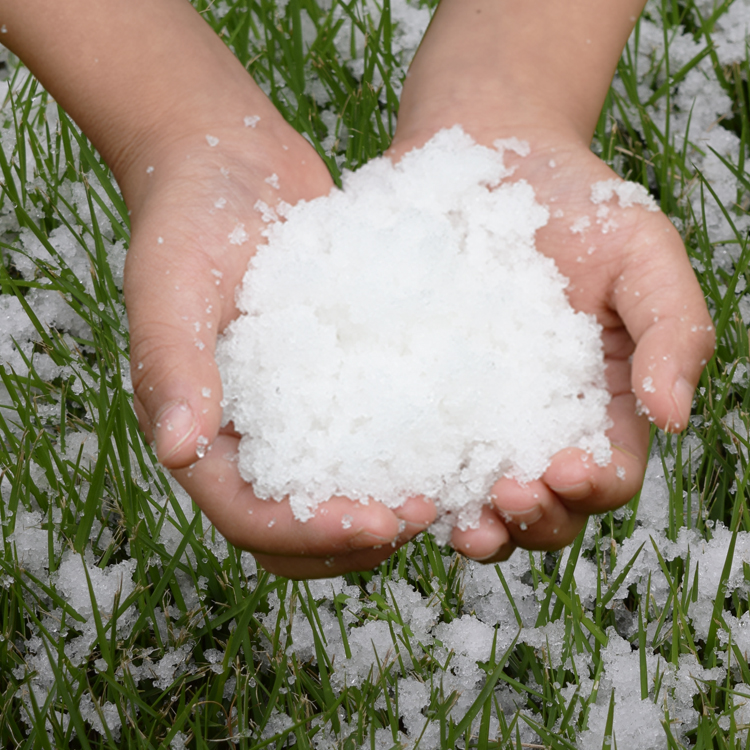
[217,128,612,537]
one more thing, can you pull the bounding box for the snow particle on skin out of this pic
[211,269,223,279]
[214,197,227,209]
[1,25,7,33]
[157,236,164,244]
[146,165,154,174]
[548,159,556,168]
[220,167,230,178]
[244,115,260,128]
[635,398,651,416]
[616,465,626,481]
[194,339,205,351]
[341,514,353,529]
[228,224,249,245]
[265,173,281,190]
[570,216,591,234]
[590,179,659,212]
[268,518,276,528]
[202,388,212,398]
[196,435,210,459]
[642,376,656,393]
[206,135,220,147]
[137,362,144,371]
[254,199,279,223]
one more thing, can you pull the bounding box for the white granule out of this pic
[217,127,611,539]
[570,216,591,234]
[206,135,220,147]
[642,376,656,393]
[244,115,260,128]
[590,179,659,211]
[265,173,280,190]
[228,224,249,246]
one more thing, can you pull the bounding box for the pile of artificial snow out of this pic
[217,127,611,536]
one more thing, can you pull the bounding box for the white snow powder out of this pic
[217,128,612,539]
[590,179,659,211]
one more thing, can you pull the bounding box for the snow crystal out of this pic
[217,128,611,539]
[590,179,659,211]
[228,223,249,245]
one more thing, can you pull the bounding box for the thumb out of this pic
[125,233,227,469]
[616,218,714,432]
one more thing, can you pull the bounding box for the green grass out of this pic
[1,0,750,748]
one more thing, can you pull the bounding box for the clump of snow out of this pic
[218,127,611,539]
[590,178,659,211]
[55,554,137,620]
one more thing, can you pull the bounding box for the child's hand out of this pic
[447,139,712,560]
[388,0,714,561]
[0,0,435,579]
[124,116,436,578]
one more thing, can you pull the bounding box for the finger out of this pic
[125,227,227,469]
[543,347,650,514]
[393,495,438,538]
[613,216,714,432]
[451,504,515,561]
[490,476,588,551]
[251,496,435,578]
[174,434,425,558]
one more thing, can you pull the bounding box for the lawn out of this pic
[1,0,750,748]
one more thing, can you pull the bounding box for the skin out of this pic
[0,0,714,577]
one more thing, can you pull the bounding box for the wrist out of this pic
[393,0,646,150]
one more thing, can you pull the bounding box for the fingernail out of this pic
[548,480,591,501]
[669,376,693,431]
[349,529,398,550]
[154,400,198,462]
[496,505,543,529]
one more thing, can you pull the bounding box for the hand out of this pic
[0,0,436,579]
[122,97,436,579]
[387,0,714,561]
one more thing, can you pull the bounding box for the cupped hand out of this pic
[388,128,713,562]
[384,0,713,562]
[123,105,435,579]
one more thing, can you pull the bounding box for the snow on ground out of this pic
[0,1,749,747]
